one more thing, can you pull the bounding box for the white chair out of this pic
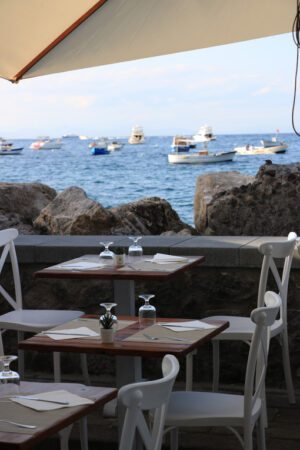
[118,354,179,450]
[165,291,281,450]
[0,228,89,383]
[205,232,297,403]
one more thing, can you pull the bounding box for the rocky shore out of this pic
[1,161,299,236]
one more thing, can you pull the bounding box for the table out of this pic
[34,254,206,387]
[0,381,116,450]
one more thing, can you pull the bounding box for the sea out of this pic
[1,133,300,227]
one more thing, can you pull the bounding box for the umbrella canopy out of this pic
[0,0,295,83]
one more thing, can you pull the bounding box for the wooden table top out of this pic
[19,316,229,359]
[34,255,205,281]
[0,381,116,450]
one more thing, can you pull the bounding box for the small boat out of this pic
[170,136,191,152]
[128,126,145,144]
[168,148,235,164]
[79,135,89,140]
[0,146,23,155]
[90,138,110,155]
[235,142,288,155]
[62,134,78,139]
[107,141,124,152]
[30,137,63,150]
[193,125,216,142]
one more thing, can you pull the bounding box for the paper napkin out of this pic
[10,390,94,411]
[55,261,105,270]
[159,320,216,332]
[150,253,189,264]
[43,327,99,340]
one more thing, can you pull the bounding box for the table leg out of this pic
[114,279,136,316]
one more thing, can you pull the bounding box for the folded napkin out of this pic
[55,261,105,270]
[159,320,216,332]
[10,390,94,411]
[43,327,99,340]
[150,253,189,264]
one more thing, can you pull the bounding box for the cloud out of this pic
[252,86,271,96]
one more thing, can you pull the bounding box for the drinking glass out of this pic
[138,294,156,327]
[99,302,118,329]
[0,355,20,396]
[128,237,143,256]
[99,241,114,259]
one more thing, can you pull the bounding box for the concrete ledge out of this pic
[14,235,300,268]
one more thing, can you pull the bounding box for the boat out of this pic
[30,137,63,150]
[90,138,110,155]
[170,136,192,152]
[79,135,89,140]
[0,146,23,155]
[168,148,235,164]
[128,126,145,144]
[62,134,78,139]
[235,142,288,155]
[107,141,124,151]
[193,125,216,142]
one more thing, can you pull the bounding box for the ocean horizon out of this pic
[1,133,299,227]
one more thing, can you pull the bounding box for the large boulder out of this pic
[110,197,195,235]
[194,171,254,233]
[0,182,57,234]
[34,186,118,235]
[194,162,300,236]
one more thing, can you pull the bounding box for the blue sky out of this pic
[0,32,297,138]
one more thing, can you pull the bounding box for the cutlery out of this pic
[0,419,37,429]
[159,324,208,330]
[126,264,140,271]
[143,333,188,342]
[13,395,69,405]
[42,331,93,337]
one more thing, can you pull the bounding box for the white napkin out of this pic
[55,261,104,270]
[150,253,189,264]
[159,320,216,332]
[10,390,94,411]
[43,327,99,340]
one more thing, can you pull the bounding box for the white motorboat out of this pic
[30,137,63,150]
[235,140,288,155]
[107,141,124,151]
[193,125,216,142]
[168,149,235,164]
[79,135,89,140]
[0,145,23,155]
[128,126,145,144]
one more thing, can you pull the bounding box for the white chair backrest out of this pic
[257,232,297,324]
[0,228,22,310]
[244,291,281,426]
[118,354,180,450]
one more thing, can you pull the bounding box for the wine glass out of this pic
[99,241,114,259]
[138,294,156,327]
[99,302,118,329]
[128,236,143,256]
[0,355,20,396]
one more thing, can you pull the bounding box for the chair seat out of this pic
[0,309,84,332]
[165,391,261,428]
[205,315,283,340]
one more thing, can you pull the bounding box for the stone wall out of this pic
[1,235,300,391]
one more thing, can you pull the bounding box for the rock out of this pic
[194,163,300,236]
[110,197,195,235]
[0,182,57,234]
[194,171,254,233]
[34,186,118,235]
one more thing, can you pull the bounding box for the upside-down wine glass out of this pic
[128,236,143,256]
[0,355,20,396]
[99,241,114,259]
[138,294,156,327]
[99,302,118,329]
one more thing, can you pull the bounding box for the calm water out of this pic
[1,134,299,226]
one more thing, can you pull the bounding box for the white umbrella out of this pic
[0,0,295,82]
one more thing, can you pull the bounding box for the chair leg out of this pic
[185,349,197,391]
[59,425,73,450]
[256,414,266,450]
[280,330,296,404]
[17,331,24,379]
[170,427,179,450]
[0,331,4,356]
[79,417,89,450]
[80,353,90,385]
[212,339,220,392]
[53,352,61,382]
[243,427,253,450]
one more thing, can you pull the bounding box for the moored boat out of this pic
[168,149,235,164]
[90,138,110,155]
[30,137,63,150]
[128,126,145,144]
[107,141,124,151]
[170,136,191,152]
[235,143,288,155]
[193,125,216,142]
[0,146,23,155]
